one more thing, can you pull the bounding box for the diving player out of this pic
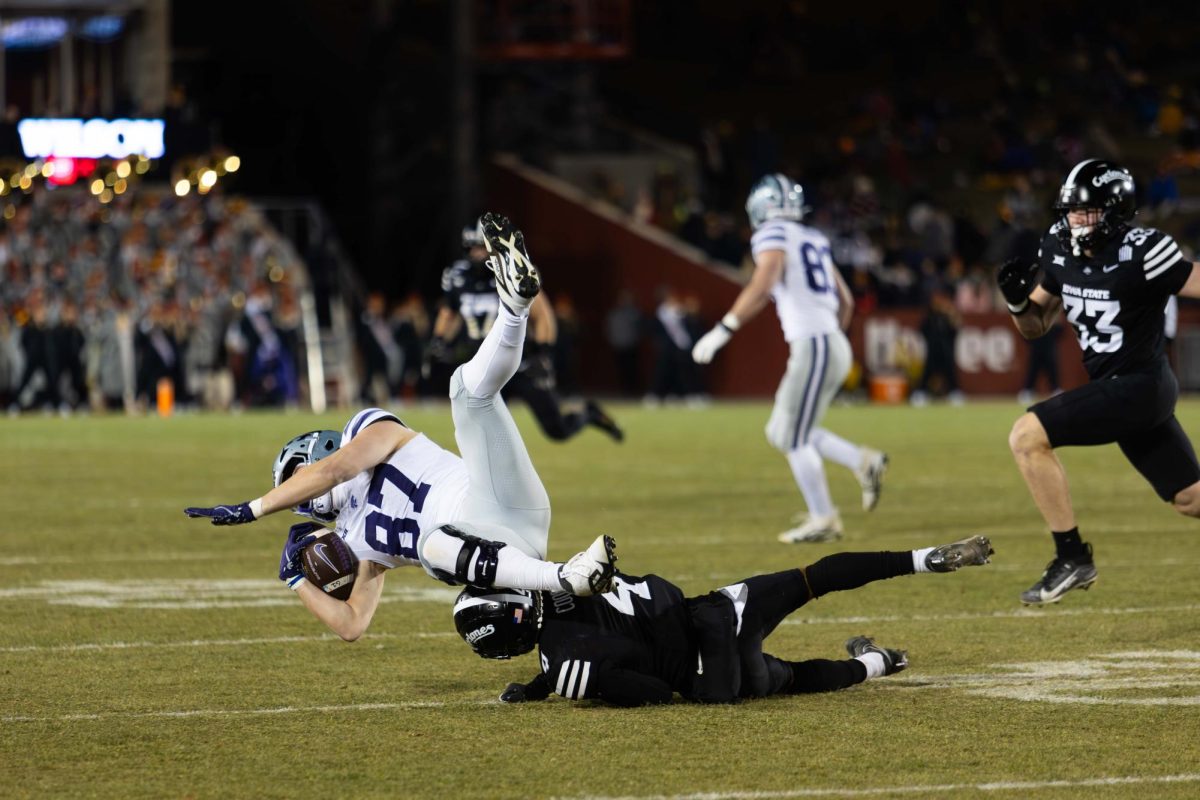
[185,213,617,640]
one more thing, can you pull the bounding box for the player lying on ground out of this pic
[997,159,1200,606]
[453,536,994,706]
[692,174,888,544]
[184,213,616,640]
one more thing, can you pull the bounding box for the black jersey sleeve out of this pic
[544,637,674,706]
[440,262,463,307]
[1037,228,1063,297]
[1139,230,1192,296]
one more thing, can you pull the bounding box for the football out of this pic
[300,535,359,600]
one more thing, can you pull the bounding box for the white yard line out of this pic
[561,773,1200,800]
[783,603,1200,627]
[1,700,492,723]
[0,631,455,655]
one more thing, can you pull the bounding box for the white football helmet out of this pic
[272,430,342,522]
[746,173,807,229]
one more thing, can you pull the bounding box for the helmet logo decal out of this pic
[1093,170,1129,186]
[465,624,495,644]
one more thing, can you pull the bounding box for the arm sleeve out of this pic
[1036,233,1063,297]
[1142,232,1190,295]
[750,222,788,258]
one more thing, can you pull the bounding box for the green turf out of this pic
[3,401,1200,799]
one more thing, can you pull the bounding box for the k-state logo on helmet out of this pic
[465,624,495,644]
[1093,170,1129,186]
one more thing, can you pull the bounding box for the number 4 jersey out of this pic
[331,408,469,569]
[1038,224,1191,380]
[536,573,696,704]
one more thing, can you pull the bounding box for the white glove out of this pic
[692,314,739,364]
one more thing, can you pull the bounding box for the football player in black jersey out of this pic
[997,159,1200,606]
[425,225,624,443]
[453,536,994,706]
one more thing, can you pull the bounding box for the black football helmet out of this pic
[453,586,542,659]
[1053,159,1136,254]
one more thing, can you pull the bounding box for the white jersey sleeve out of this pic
[341,407,403,445]
[751,221,841,342]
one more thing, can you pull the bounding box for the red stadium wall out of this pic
[485,157,1192,397]
[485,156,788,396]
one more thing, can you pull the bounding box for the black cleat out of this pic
[586,400,624,442]
[845,635,908,675]
[1020,543,1098,605]
[925,535,994,573]
[478,212,540,313]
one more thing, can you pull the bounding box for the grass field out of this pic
[3,399,1200,799]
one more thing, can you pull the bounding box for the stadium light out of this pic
[174,179,190,197]
[224,155,240,173]
[199,169,217,189]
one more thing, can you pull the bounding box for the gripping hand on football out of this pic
[996,258,1039,314]
[692,314,740,364]
[279,522,323,590]
[184,501,259,525]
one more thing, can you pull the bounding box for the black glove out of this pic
[499,673,551,703]
[996,258,1039,313]
[524,343,556,391]
[421,337,452,380]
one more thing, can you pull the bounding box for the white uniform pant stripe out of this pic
[565,660,582,698]
[791,335,828,450]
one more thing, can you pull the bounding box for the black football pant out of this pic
[733,551,915,698]
[502,373,587,441]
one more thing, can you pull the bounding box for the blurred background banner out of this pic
[2,0,1199,413]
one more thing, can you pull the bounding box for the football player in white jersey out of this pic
[693,174,887,543]
[186,213,616,640]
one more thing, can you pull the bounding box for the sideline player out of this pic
[185,213,616,640]
[997,158,1200,605]
[426,225,623,443]
[692,174,887,543]
[454,536,994,706]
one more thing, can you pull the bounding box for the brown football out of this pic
[300,535,359,600]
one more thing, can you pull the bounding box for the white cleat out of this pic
[778,513,843,544]
[855,449,889,512]
[478,211,541,314]
[558,535,617,596]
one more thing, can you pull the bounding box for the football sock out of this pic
[492,548,566,592]
[1052,527,1088,560]
[809,428,862,471]
[855,652,886,679]
[804,551,915,598]
[786,445,836,518]
[784,658,867,693]
[461,307,527,397]
[912,547,936,573]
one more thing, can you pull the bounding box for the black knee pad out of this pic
[429,524,507,588]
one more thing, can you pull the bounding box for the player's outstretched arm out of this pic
[293,558,388,642]
[185,421,418,526]
[1174,261,1200,299]
[833,266,854,330]
[1009,286,1062,339]
[693,250,784,364]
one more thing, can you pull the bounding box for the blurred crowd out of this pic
[0,185,310,414]
[516,5,1200,328]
